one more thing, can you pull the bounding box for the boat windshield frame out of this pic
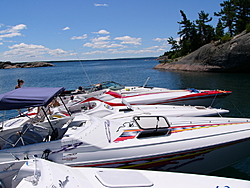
[82,81,125,92]
[133,116,170,130]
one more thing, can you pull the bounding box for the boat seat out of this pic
[2,124,44,149]
[2,134,38,149]
[21,124,44,143]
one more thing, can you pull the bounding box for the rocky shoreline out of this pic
[0,61,54,69]
[155,31,250,72]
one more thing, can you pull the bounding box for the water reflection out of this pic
[157,70,250,118]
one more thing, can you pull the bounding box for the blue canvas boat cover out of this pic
[0,87,65,110]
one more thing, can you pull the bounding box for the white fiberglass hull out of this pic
[68,84,232,107]
[103,90,232,107]
[67,100,229,119]
[1,158,249,188]
[76,81,231,106]
[1,115,250,175]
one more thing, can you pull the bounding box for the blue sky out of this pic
[0,0,222,62]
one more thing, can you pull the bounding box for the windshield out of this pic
[82,81,125,92]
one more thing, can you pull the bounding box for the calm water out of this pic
[1,58,250,180]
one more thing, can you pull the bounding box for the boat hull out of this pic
[1,158,250,188]
[0,115,249,175]
[0,137,249,175]
[104,90,232,107]
[49,125,250,174]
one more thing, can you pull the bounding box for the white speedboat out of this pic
[0,87,72,148]
[101,89,232,107]
[0,87,249,175]
[1,114,250,174]
[65,80,232,107]
[1,158,249,188]
[62,98,229,119]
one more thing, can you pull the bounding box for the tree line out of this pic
[162,0,250,61]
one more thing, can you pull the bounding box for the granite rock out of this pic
[155,31,250,72]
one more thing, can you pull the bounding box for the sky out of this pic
[0,0,223,62]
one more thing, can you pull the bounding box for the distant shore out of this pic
[45,57,158,63]
[0,57,158,69]
[0,61,54,69]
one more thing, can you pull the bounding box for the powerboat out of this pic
[1,158,250,188]
[0,87,249,175]
[0,87,72,148]
[66,80,232,107]
[101,89,232,107]
[61,98,229,119]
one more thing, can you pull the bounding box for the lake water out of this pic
[1,57,250,180]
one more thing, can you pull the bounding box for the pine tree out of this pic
[232,0,250,34]
[215,19,224,39]
[214,0,236,36]
[167,37,180,51]
[178,10,198,55]
[196,11,214,45]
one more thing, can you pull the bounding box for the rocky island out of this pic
[155,31,250,73]
[154,0,250,73]
[0,61,54,69]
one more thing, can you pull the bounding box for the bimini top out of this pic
[0,87,65,110]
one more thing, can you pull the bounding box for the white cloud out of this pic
[82,47,166,56]
[0,42,3,45]
[153,37,180,46]
[92,29,110,34]
[8,43,44,50]
[80,34,167,57]
[144,46,160,50]
[114,36,142,45]
[153,38,168,42]
[83,35,124,49]
[92,35,110,42]
[153,37,171,46]
[83,35,144,50]
[48,48,68,56]
[62,26,70,31]
[0,24,27,40]
[71,34,88,40]
[3,43,70,58]
[83,50,108,55]
[108,48,165,54]
[84,41,123,49]
[8,24,27,33]
[94,3,108,7]
[0,33,22,39]
[2,40,17,43]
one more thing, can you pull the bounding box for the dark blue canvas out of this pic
[0,87,65,110]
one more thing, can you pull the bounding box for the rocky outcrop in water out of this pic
[0,61,54,69]
[155,31,250,72]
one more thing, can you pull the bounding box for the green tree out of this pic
[178,10,198,55]
[161,0,250,61]
[196,11,214,45]
[167,37,180,51]
[214,0,236,36]
[166,37,180,59]
[215,19,224,39]
[232,0,250,33]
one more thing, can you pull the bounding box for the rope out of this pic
[227,95,245,117]
[216,110,223,118]
[75,51,93,86]
[210,93,218,107]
